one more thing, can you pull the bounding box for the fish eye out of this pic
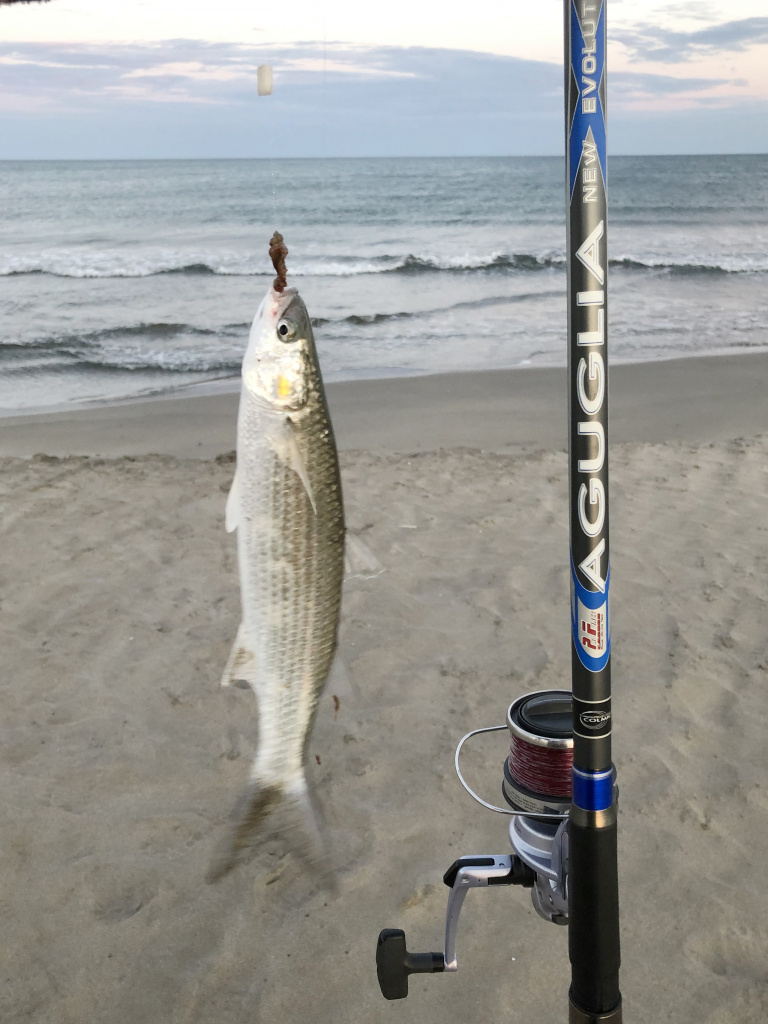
[277,319,296,342]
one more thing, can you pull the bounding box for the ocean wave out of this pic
[3,248,766,279]
[312,289,561,328]
[0,321,248,376]
[0,351,241,377]
[0,252,259,279]
[0,249,562,279]
[78,322,247,341]
[1,292,561,376]
[610,256,768,275]
[0,322,248,349]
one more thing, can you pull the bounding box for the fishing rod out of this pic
[374,2,622,1020]
[563,0,621,1017]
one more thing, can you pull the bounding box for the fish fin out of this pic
[205,773,333,886]
[225,469,240,533]
[266,419,317,514]
[220,623,257,689]
[344,533,384,579]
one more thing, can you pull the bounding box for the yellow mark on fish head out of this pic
[266,351,308,410]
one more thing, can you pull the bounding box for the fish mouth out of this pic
[263,285,298,324]
[252,286,297,335]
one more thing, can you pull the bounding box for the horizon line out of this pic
[2,151,767,162]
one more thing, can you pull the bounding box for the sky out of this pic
[1,0,767,158]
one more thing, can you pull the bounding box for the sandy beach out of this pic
[2,353,768,1023]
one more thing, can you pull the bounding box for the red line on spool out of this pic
[509,734,573,798]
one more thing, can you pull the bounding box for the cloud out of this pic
[0,39,563,120]
[657,2,719,22]
[617,16,768,63]
[0,39,765,158]
[612,71,743,95]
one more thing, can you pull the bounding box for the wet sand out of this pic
[2,352,768,459]
[2,354,768,1023]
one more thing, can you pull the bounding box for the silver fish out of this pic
[208,276,344,882]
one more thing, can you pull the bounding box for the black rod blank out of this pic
[564,0,622,1018]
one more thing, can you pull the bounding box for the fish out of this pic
[207,233,345,882]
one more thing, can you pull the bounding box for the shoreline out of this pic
[1,351,767,459]
[4,341,768,422]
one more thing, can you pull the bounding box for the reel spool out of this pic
[502,690,573,817]
[452,689,575,923]
[503,690,574,925]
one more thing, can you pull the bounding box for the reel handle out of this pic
[376,929,444,1000]
[376,855,535,999]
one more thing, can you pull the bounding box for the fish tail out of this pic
[205,771,331,885]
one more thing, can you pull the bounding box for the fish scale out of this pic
[208,283,344,882]
[239,388,342,774]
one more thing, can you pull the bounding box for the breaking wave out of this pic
[4,250,765,280]
[0,290,563,378]
[0,250,561,279]
[0,322,248,376]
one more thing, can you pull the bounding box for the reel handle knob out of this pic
[376,929,444,1000]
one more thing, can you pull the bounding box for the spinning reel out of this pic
[376,689,606,999]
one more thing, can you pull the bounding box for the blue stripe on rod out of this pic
[568,0,607,199]
[572,767,613,811]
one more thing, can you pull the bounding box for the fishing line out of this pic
[268,86,278,230]
[454,691,576,818]
[503,691,573,811]
[509,732,572,799]
[257,63,278,232]
[454,723,569,821]
[319,12,328,213]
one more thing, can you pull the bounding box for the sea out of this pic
[1,155,767,412]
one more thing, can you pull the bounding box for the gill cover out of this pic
[242,287,310,411]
